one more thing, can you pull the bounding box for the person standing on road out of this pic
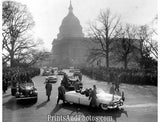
[57,83,66,104]
[61,73,69,87]
[45,80,52,101]
[114,75,120,93]
[89,85,97,108]
[110,83,115,95]
[110,71,120,94]
[110,82,115,101]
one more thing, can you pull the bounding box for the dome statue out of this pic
[57,1,84,40]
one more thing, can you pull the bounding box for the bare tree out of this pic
[151,15,158,35]
[23,49,51,66]
[2,1,35,67]
[135,24,157,69]
[148,16,158,59]
[88,9,121,69]
[113,24,136,69]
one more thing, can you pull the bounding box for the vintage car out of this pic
[69,76,83,90]
[15,82,38,102]
[73,70,82,81]
[64,89,125,110]
[62,76,83,91]
[46,75,57,83]
[58,70,65,75]
[69,67,74,71]
[42,70,50,76]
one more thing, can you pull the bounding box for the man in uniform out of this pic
[110,82,115,95]
[110,82,115,101]
[57,83,65,104]
[89,85,97,108]
[61,73,69,88]
[115,73,120,93]
[45,80,52,101]
[78,72,82,81]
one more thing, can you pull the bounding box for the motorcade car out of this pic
[60,69,83,91]
[15,82,38,102]
[51,67,58,75]
[46,75,58,83]
[64,89,125,110]
[73,69,82,81]
[58,70,65,75]
[68,76,83,90]
[61,75,83,91]
[42,70,50,76]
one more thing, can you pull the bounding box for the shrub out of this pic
[80,67,157,86]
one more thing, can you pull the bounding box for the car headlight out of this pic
[33,90,38,93]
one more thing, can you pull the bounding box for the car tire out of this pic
[100,103,108,111]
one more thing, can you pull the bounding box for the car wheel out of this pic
[100,103,108,111]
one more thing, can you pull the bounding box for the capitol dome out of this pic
[57,1,84,39]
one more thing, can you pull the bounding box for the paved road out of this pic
[3,75,157,122]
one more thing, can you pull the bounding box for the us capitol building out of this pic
[49,2,138,69]
[51,1,90,68]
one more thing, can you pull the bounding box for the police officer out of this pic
[61,73,69,88]
[89,85,97,108]
[110,82,115,95]
[45,80,52,101]
[78,72,82,81]
[110,82,115,101]
[57,83,65,104]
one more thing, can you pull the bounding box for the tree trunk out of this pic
[124,57,128,69]
[105,37,109,69]
[106,51,109,69]
[105,43,109,82]
[10,52,14,67]
[10,42,15,67]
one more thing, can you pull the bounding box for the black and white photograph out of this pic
[2,0,158,122]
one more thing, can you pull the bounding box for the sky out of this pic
[12,0,157,51]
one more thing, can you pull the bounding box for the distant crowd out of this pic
[81,67,157,86]
[3,67,40,93]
